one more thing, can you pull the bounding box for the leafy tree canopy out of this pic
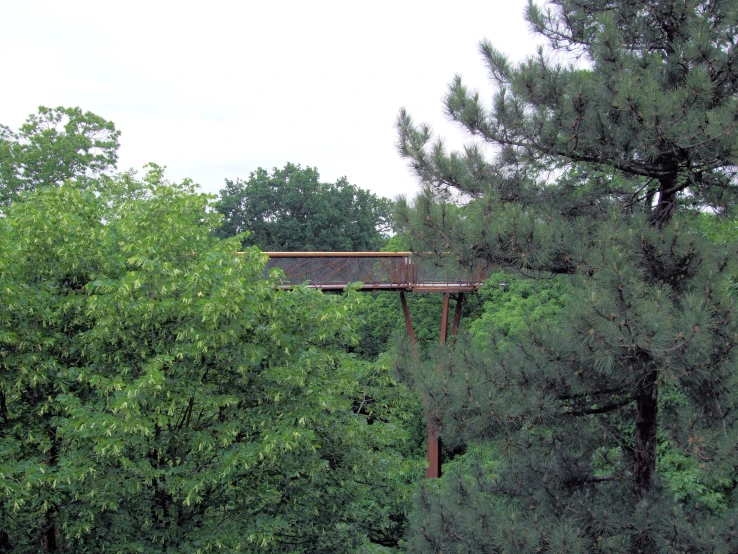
[214,163,393,251]
[395,0,738,551]
[0,169,420,552]
[469,270,570,350]
[0,106,120,207]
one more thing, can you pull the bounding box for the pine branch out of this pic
[556,385,630,401]
[563,474,620,487]
[564,395,634,416]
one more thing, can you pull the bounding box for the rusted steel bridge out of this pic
[260,252,489,479]
[264,251,485,293]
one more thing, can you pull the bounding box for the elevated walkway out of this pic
[262,251,486,293]
[246,251,488,479]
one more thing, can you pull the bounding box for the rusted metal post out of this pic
[451,293,464,336]
[440,293,450,343]
[401,291,441,477]
[426,293,452,479]
[400,291,418,357]
[426,427,441,478]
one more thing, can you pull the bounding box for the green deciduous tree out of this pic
[0,169,420,552]
[0,106,120,207]
[468,270,570,350]
[395,0,738,551]
[214,163,393,251]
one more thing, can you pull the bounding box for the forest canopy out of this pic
[214,163,393,251]
[0,164,419,551]
[1,0,738,551]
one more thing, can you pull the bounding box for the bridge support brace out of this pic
[451,293,464,336]
[426,426,441,479]
[401,292,465,479]
[399,292,418,357]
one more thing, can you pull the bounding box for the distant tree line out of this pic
[213,163,393,252]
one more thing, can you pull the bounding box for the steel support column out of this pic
[426,427,441,479]
[399,291,418,357]
[426,293,466,479]
[451,293,464,336]
[439,293,450,343]
[425,293,451,479]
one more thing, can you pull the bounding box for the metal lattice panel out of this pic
[261,252,488,292]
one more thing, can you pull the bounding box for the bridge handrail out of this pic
[251,251,487,292]
[261,251,411,257]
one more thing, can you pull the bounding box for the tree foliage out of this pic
[0,106,120,207]
[214,163,393,251]
[0,170,420,552]
[469,270,570,349]
[395,0,738,551]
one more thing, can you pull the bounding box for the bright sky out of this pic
[2,0,539,200]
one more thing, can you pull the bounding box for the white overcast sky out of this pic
[2,0,540,200]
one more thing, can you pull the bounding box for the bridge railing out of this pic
[262,252,488,292]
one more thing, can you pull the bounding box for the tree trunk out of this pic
[648,171,678,228]
[638,170,675,488]
[0,530,12,552]
[42,429,60,552]
[42,524,57,553]
[633,369,659,495]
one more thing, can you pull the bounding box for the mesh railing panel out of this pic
[264,254,487,291]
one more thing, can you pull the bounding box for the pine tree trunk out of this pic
[633,369,659,495]
[636,171,676,492]
[648,171,679,227]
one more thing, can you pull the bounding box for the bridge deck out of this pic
[258,252,486,293]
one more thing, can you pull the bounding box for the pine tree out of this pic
[396,0,738,551]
